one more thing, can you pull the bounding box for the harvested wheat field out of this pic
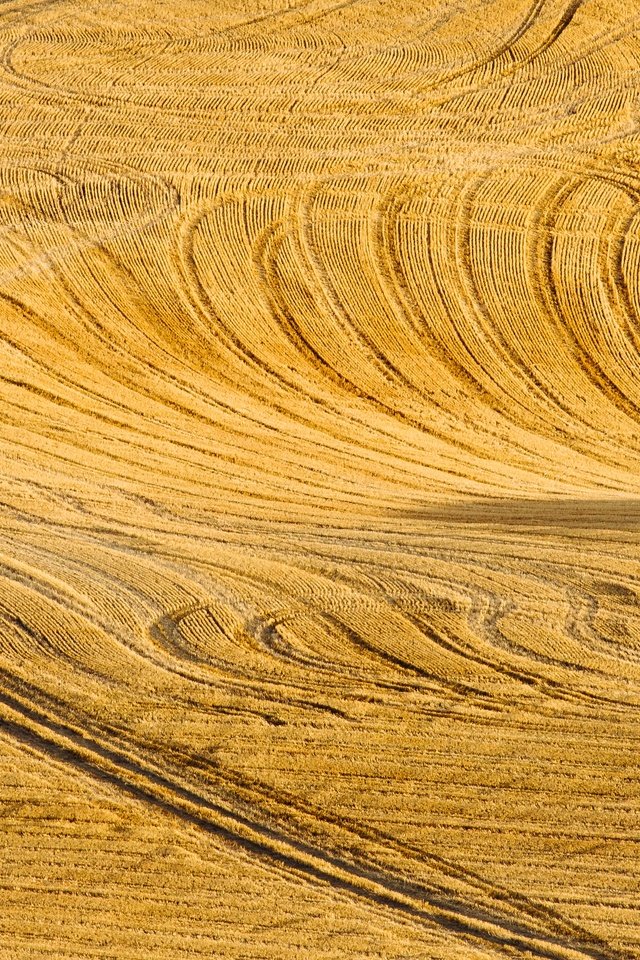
[1,0,640,957]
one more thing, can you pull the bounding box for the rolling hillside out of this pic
[0,0,639,957]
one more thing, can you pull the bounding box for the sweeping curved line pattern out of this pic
[0,0,640,958]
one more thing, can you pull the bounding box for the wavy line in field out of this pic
[175,177,630,498]
[0,673,627,960]
[176,190,508,497]
[2,502,636,944]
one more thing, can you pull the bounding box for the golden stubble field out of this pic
[0,0,639,957]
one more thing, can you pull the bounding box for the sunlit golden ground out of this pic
[0,0,640,957]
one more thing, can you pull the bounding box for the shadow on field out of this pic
[391,498,640,530]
